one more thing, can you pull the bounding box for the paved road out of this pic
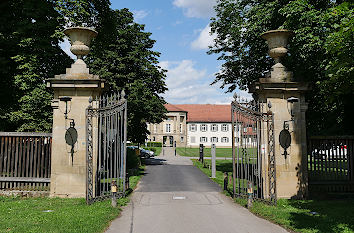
[106,148,287,233]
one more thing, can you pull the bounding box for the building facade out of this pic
[147,104,235,148]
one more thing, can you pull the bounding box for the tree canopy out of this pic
[86,8,168,143]
[0,0,168,142]
[209,0,353,135]
[0,0,72,132]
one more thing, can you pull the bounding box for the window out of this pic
[189,124,196,132]
[221,137,229,143]
[166,124,171,133]
[222,124,228,132]
[211,137,218,143]
[167,117,174,121]
[180,123,182,132]
[211,124,218,132]
[200,137,207,143]
[191,136,196,143]
[180,136,184,142]
[235,137,240,143]
[180,116,184,122]
[200,124,208,132]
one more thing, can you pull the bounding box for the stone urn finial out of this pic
[64,27,98,60]
[261,29,294,82]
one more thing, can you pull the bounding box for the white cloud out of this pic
[59,38,75,59]
[191,24,216,50]
[159,60,235,104]
[173,0,217,18]
[132,10,148,21]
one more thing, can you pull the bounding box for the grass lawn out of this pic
[154,147,162,156]
[177,147,233,157]
[193,159,354,233]
[177,147,257,158]
[0,167,145,233]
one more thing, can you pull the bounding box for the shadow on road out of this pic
[142,157,166,165]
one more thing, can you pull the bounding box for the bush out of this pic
[126,148,140,169]
[146,142,162,147]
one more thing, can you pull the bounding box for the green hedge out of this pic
[146,142,162,147]
[127,147,140,169]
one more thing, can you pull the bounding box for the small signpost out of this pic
[211,144,216,178]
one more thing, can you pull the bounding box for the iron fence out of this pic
[0,132,52,191]
[308,136,354,193]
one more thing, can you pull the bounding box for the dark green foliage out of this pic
[86,8,167,143]
[0,0,72,132]
[146,142,162,147]
[126,147,140,169]
[1,0,167,140]
[209,0,354,135]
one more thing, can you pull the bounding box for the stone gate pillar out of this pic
[251,30,310,198]
[46,27,104,198]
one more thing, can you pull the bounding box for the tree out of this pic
[0,0,72,132]
[209,0,353,135]
[86,8,168,143]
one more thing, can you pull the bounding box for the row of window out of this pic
[191,136,230,143]
[189,124,229,132]
[191,136,258,144]
[164,123,183,133]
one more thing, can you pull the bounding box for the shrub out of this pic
[126,147,140,169]
[147,142,162,147]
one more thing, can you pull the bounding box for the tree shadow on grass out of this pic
[215,161,233,173]
[286,199,354,233]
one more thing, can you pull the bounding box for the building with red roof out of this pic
[147,104,235,148]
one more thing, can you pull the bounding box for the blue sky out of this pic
[62,0,251,104]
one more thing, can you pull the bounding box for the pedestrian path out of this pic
[106,148,287,233]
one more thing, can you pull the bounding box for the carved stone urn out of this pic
[64,27,98,60]
[261,29,294,82]
[63,27,98,76]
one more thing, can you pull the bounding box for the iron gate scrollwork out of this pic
[86,91,127,204]
[231,95,277,205]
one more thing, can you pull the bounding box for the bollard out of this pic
[111,180,117,207]
[125,172,130,190]
[199,144,204,163]
[174,141,177,156]
[211,144,216,178]
[223,172,228,191]
[247,181,253,209]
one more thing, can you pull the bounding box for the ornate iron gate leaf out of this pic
[86,91,127,204]
[231,95,276,205]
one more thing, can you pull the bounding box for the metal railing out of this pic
[308,136,354,193]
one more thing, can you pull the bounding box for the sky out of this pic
[61,0,252,104]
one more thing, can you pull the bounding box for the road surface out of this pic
[106,147,287,233]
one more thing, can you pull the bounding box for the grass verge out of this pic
[0,166,145,233]
[193,159,354,233]
[178,147,233,157]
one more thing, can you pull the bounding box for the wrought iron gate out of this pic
[86,91,127,204]
[231,96,276,205]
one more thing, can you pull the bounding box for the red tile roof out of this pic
[164,104,187,112]
[164,104,231,123]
